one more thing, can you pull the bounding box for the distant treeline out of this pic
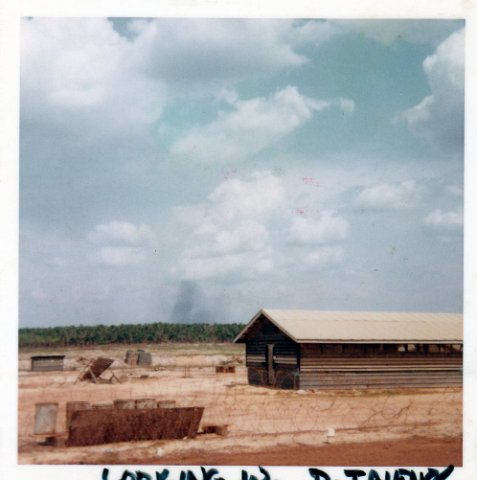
[19,322,245,348]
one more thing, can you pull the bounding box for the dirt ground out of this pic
[18,343,462,466]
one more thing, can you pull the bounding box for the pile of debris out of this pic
[125,349,152,366]
[75,357,121,384]
[215,358,239,374]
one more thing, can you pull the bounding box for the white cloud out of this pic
[179,250,274,281]
[424,209,463,231]
[87,221,154,267]
[129,19,328,88]
[338,98,355,114]
[175,171,285,279]
[171,87,354,162]
[208,171,285,222]
[216,88,240,105]
[95,246,146,266]
[171,205,207,227]
[289,211,349,244]
[174,171,353,280]
[21,18,340,149]
[21,18,164,137]
[87,221,154,245]
[304,246,345,267]
[355,180,424,210]
[186,221,269,258]
[399,28,464,152]
[292,20,340,46]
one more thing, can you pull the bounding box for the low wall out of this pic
[67,407,204,446]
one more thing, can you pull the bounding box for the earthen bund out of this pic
[67,407,204,446]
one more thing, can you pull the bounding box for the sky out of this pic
[19,18,464,328]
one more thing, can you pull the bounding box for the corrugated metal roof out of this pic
[234,309,463,343]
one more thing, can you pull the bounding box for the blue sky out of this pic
[19,18,464,327]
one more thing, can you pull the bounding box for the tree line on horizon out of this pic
[19,322,245,348]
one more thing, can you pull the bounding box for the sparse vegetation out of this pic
[19,322,245,348]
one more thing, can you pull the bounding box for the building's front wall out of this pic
[244,315,299,389]
[31,355,65,372]
[299,343,463,389]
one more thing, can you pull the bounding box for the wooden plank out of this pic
[300,356,463,361]
[267,344,275,385]
[300,365,462,371]
[274,356,298,365]
[298,369,462,389]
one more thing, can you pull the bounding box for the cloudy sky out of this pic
[19,18,464,328]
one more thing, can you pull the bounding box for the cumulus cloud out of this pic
[289,211,349,244]
[22,18,339,117]
[22,18,342,191]
[131,19,309,86]
[355,180,425,210]
[128,19,344,90]
[338,98,355,114]
[304,246,345,267]
[424,209,463,231]
[399,28,464,153]
[174,171,353,280]
[175,171,285,279]
[179,250,274,281]
[95,246,146,266]
[171,86,354,162]
[87,221,154,266]
[21,18,163,138]
[87,221,154,245]
[207,171,285,222]
[291,20,340,46]
[189,221,269,257]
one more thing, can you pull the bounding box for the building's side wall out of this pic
[299,343,463,389]
[31,356,65,372]
[244,316,299,389]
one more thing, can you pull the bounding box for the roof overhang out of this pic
[233,308,293,343]
[233,308,463,344]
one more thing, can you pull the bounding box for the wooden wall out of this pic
[299,344,462,389]
[242,316,462,390]
[31,355,65,372]
[244,315,299,389]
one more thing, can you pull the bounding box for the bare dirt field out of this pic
[18,343,462,466]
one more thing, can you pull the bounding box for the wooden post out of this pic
[267,344,275,385]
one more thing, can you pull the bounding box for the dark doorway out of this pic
[267,344,275,385]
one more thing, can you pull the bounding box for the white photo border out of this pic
[1,1,475,479]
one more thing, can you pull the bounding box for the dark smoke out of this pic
[170,281,217,324]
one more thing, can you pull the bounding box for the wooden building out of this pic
[31,355,66,372]
[234,309,462,390]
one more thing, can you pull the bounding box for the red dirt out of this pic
[18,344,463,466]
[141,436,462,467]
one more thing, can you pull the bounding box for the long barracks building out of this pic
[234,309,463,390]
